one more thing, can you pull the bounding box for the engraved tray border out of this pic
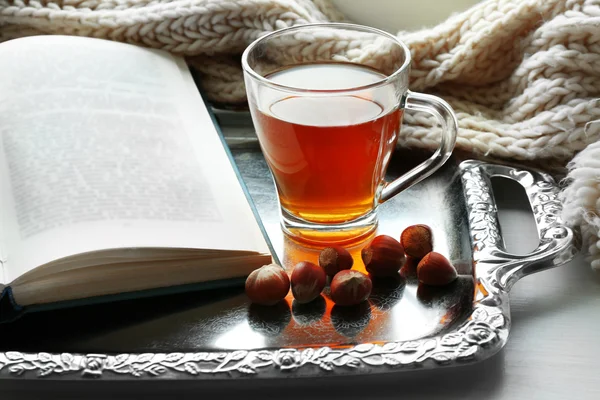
[0,161,578,379]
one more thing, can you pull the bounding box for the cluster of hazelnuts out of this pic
[245,224,458,307]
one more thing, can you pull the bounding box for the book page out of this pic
[0,36,269,283]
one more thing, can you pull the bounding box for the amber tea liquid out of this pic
[252,63,401,227]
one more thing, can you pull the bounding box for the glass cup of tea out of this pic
[242,23,457,244]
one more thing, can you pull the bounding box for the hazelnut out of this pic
[361,235,405,277]
[245,264,290,305]
[417,252,457,286]
[291,261,326,304]
[330,270,372,306]
[319,246,353,276]
[401,224,433,259]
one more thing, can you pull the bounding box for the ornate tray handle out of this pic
[460,160,579,293]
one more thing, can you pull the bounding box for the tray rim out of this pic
[0,160,577,380]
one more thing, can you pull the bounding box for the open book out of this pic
[0,36,272,321]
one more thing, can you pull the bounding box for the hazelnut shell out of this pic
[319,246,354,276]
[401,224,433,259]
[361,235,405,277]
[417,252,457,286]
[291,261,327,304]
[330,270,372,306]
[245,264,290,305]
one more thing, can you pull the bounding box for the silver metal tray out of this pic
[0,144,577,379]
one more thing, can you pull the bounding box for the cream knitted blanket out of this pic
[1,0,600,266]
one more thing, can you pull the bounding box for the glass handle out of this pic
[380,90,458,203]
